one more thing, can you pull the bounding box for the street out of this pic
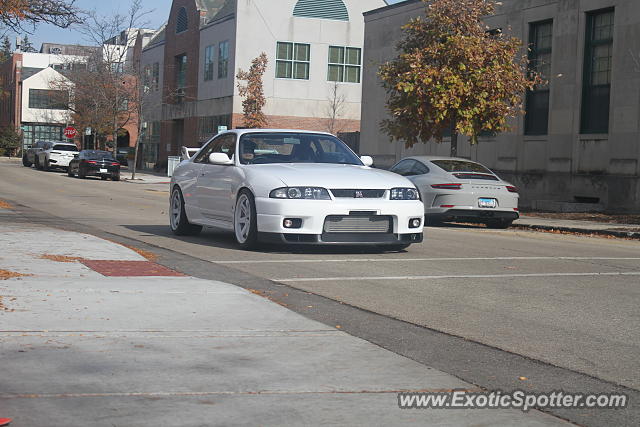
[1,158,638,426]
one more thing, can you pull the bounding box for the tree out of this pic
[325,81,346,134]
[0,0,79,33]
[48,0,150,153]
[0,126,21,156]
[236,53,268,128]
[379,0,539,157]
[21,34,36,52]
[1,35,10,57]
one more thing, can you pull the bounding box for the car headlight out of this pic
[390,187,420,200]
[269,187,331,200]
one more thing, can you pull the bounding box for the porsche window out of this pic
[431,160,493,174]
[239,133,361,165]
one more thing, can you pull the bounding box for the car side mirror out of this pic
[209,152,233,165]
[360,156,374,167]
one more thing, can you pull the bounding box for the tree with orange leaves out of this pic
[0,0,79,32]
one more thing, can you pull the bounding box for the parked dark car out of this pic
[67,150,121,181]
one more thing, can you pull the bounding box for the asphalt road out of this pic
[1,159,638,416]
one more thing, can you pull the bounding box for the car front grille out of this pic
[330,189,386,198]
[323,215,392,233]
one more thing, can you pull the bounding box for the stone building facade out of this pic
[360,0,640,212]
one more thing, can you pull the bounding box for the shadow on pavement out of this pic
[123,224,409,255]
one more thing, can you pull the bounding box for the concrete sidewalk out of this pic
[515,215,640,239]
[0,219,569,426]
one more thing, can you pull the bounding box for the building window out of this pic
[22,124,63,149]
[143,65,151,92]
[204,45,215,81]
[176,7,188,33]
[218,41,229,79]
[152,62,160,91]
[525,20,553,136]
[276,42,310,79]
[28,89,67,109]
[328,46,361,83]
[176,55,187,89]
[581,8,614,134]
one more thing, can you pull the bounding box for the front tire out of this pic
[22,156,32,167]
[112,172,120,181]
[67,167,74,177]
[34,156,42,170]
[170,187,202,236]
[42,158,50,171]
[234,190,258,249]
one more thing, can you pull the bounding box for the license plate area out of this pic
[99,168,108,173]
[478,198,497,208]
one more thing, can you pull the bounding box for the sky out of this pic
[9,0,403,51]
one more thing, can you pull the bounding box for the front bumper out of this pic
[429,208,519,222]
[255,197,424,245]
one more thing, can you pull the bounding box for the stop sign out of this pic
[63,126,77,139]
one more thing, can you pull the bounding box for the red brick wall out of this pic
[159,0,202,160]
[232,113,360,134]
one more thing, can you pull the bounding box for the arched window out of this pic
[176,7,188,33]
[293,0,349,21]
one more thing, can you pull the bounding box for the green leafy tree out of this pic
[379,0,539,156]
[236,53,269,128]
[0,126,21,157]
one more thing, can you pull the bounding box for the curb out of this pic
[514,223,640,239]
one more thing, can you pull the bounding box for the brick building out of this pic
[138,0,386,170]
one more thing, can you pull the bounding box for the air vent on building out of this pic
[293,0,349,21]
[176,7,188,33]
[50,47,62,54]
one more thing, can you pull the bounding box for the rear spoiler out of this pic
[180,146,200,161]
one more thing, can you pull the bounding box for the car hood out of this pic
[246,163,415,189]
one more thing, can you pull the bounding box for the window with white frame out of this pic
[276,42,310,79]
[328,46,361,83]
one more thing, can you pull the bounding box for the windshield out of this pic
[84,151,115,160]
[238,133,362,165]
[53,144,78,152]
[431,160,493,175]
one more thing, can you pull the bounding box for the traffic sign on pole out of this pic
[63,126,77,139]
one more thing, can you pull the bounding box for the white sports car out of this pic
[390,156,519,228]
[170,129,424,249]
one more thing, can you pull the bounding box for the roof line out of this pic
[363,0,422,17]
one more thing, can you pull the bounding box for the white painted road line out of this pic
[274,271,640,283]
[220,257,640,264]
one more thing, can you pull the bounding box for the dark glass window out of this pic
[176,7,188,33]
[276,42,310,79]
[152,62,160,91]
[328,46,361,83]
[581,9,614,134]
[204,45,215,81]
[28,89,67,109]
[175,54,187,90]
[218,41,229,79]
[525,20,553,135]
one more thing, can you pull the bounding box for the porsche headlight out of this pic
[269,187,331,200]
[390,188,420,200]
